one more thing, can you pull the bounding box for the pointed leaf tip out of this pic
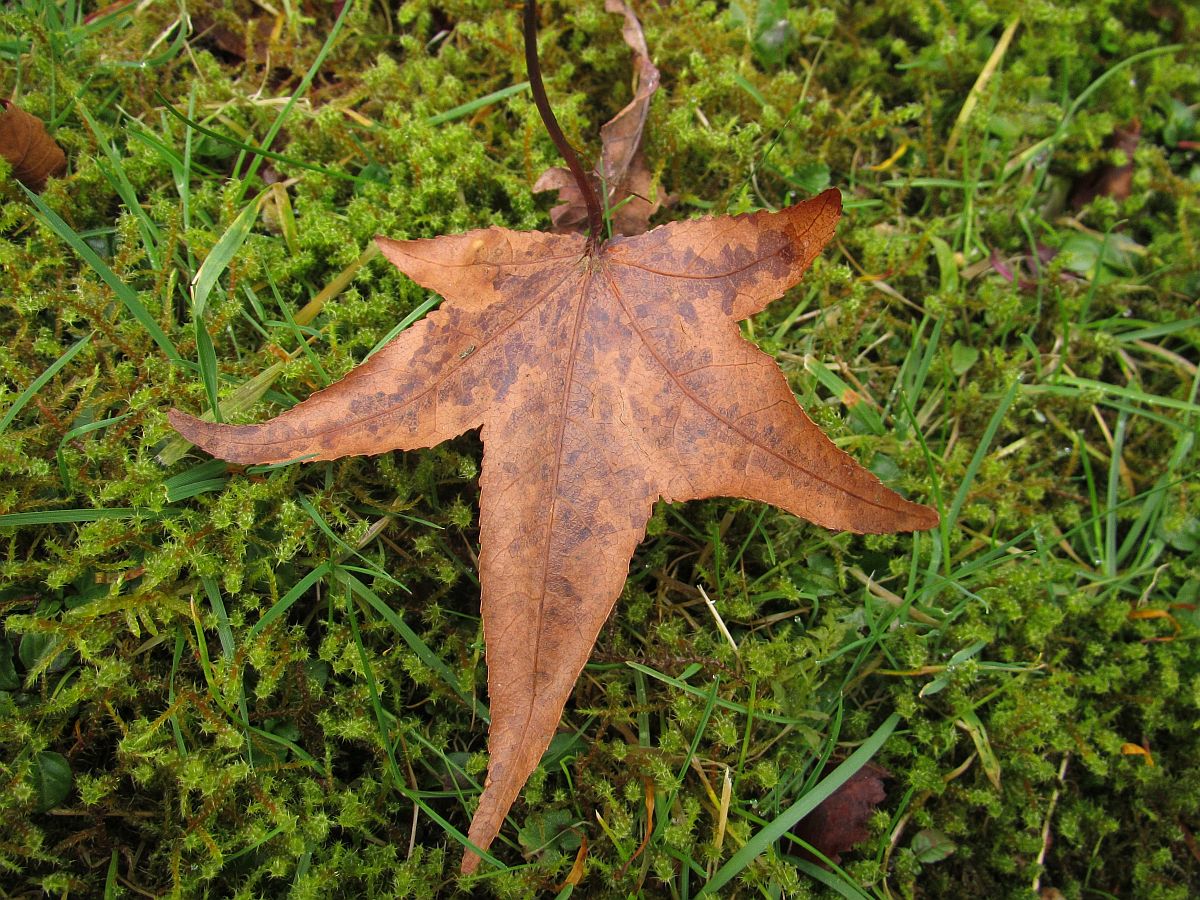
[461,849,482,875]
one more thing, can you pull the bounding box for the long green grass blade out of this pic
[1005,43,1185,183]
[194,320,222,421]
[164,460,230,503]
[367,294,441,358]
[790,857,873,900]
[295,495,405,590]
[627,662,821,726]
[191,199,260,319]
[341,575,501,868]
[1048,375,1200,415]
[201,576,254,763]
[0,507,175,527]
[56,411,130,491]
[233,0,357,200]
[931,381,1018,577]
[77,103,164,266]
[157,96,368,183]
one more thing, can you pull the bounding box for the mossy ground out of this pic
[1,1,1198,897]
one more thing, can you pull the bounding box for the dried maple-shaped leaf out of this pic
[169,188,938,872]
[0,100,67,192]
[534,0,667,236]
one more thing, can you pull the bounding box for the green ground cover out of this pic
[1,1,1198,896]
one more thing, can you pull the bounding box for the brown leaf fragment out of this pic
[532,166,591,230]
[597,1,658,194]
[792,762,889,865]
[535,0,669,236]
[168,188,939,872]
[1070,120,1140,209]
[191,0,285,64]
[0,100,67,192]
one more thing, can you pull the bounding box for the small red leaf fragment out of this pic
[1128,607,1181,642]
[793,763,889,864]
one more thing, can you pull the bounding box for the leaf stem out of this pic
[524,0,604,252]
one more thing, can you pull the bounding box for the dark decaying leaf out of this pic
[534,0,668,236]
[192,13,276,64]
[1070,119,1141,209]
[0,100,67,192]
[170,188,938,872]
[792,762,889,864]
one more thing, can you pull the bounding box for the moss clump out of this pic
[1,0,1197,897]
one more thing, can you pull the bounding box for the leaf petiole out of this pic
[523,0,604,252]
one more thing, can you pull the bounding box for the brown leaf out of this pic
[193,14,276,64]
[168,188,938,872]
[190,0,290,64]
[535,0,668,236]
[1070,120,1140,209]
[0,100,67,192]
[792,763,889,864]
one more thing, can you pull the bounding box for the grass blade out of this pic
[77,104,163,268]
[57,411,130,491]
[191,198,261,319]
[0,332,92,435]
[1048,375,1200,416]
[789,857,873,900]
[699,713,901,896]
[930,380,1018,577]
[295,495,406,590]
[626,662,821,726]
[247,563,332,640]
[340,575,501,869]
[338,568,489,723]
[427,81,531,125]
[194,320,222,421]
[0,507,175,527]
[156,97,369,184]
[232,0,357,200]
[20,187,179,361]
[201,576,254,764]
